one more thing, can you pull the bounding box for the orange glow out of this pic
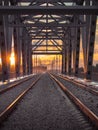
[10,52,15,66]
[0,58,2,65]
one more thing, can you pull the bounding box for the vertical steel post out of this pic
[22,29,27,76]
[75,27,80,76]
[27,40,30,75]
[13,27,20,78]
[27,39,32,75]
[34,55,35,73]
[67,30,72,75]
[81,1,90,76]
[14,16,22,78]
[0,1,10,82]
[63,38,67,74]
[86,15,97,80]
[85,1,97,80]
[30,42,33,74]
[62,54,65,74]
[59,55,60,73]
[0,22,9,81]
[73,16,80,77]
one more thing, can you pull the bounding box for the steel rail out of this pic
[49,73,98,128]
[58,74,98,96]
[0,75,35,95]
[0,75,41,124]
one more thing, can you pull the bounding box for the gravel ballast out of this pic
[55,74,98,117]
[0,75,38,113]
[0,74,35,91]
[0,73,94,130]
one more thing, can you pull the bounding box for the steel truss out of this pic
[0,0,98,81]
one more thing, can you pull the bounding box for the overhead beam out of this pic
[9,23,86,28]
[17,0,74,2]
[0,6,98,15]
[33,50,62,51]
[31,36,63,40]
[31,36,63,39]
[29,31,63,34]
[32,52,62,55]
[32,45,62,47]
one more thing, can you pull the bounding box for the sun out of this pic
[10,52,15,65]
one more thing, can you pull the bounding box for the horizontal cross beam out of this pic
[32,45,62,47]
[9,23,86,28]
[32,50,62,51]
[32,52,62,55]
[0,6,98,15]
[17,0,74,2]
[21,37,63,40]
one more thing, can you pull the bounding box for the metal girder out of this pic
[14,27,21,78]
[9,23,86,28]
[86,15,97,80]
[72,16,81,76]
[32,40,44,50]
[31,34,63,39]
[0,19,9,81]
[31,34,63,37]
[23,16,72,22]
[32,52,62,55]
[22,34,27,76]
[62,53,66,74]
[67,31,72,75]
[29,28,64,32]
[31,38,63,40]
[32,45,62,47]
[27,46,32,74]
[50,40,62,51]
[33,50,62,52]
[0,6,98,15]
[17,0,74,2]
[29,32,63,35]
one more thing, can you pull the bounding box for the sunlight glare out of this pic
[0,58,2,65]
[10,52,15,65]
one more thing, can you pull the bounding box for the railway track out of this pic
[0,73,97,130]
[0,75,36,95]
[58,74,98,96]
[0,75,41,124]
[49,73,98,129]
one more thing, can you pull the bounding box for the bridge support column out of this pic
[27,39,32,75]
[73,16,80,77]
[85,1,97,80]
[22,29,27,76]
[27,41,30,75]
[62,41,66,74]
[67,30,72,75]
[29,42,33,74]
[74,28,80,76]
[86,15,97,80]
[62,54,65,74]
[82,15,90,75]
[0,1,11,82]
[0,17,9,81]
[13,19,21,78]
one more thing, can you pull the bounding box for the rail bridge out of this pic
[0,0,98,81]
[0,0,98,130]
